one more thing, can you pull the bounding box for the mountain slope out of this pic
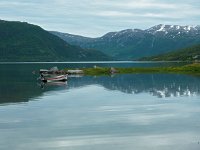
[51,24,200,60]
[0,20,111,62]
[140,44,200,61]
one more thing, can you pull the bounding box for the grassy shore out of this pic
[78,63,200,76]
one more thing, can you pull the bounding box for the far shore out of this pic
[0,60,194,64]
[64,63,200,76]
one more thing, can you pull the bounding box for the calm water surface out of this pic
[0,62,200,150]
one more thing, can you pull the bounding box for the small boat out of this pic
[38,66,67,82]
[40,74,67,82]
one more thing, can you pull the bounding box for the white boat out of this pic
[39,66,61,74]
[40,74,67,82]
[38,67,67,82]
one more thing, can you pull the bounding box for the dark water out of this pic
[0,62,200,150]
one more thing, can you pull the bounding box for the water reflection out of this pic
[0,63,200,105]
[1,63,200,150]
[69,74,200,98]
[1,71,200,104]
[38,81,67,89]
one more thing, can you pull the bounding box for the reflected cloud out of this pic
[11,133,200,150]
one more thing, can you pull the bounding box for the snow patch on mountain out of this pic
[145,24,200,36]
[96,24,200,39]
[157,24,165,31]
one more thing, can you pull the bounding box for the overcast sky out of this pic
[0,0,200,37]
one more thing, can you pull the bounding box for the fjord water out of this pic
[0,62,200,150]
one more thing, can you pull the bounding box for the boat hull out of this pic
[41,75,67,82]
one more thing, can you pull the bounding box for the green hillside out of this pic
[140,44,200,61]
[0,20,111,62]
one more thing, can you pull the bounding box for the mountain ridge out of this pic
[51,24,200,60]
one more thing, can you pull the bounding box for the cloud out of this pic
[0,0,200,37]
[95,11,182,19]
[99,0,177,9]
[96,11,133,17]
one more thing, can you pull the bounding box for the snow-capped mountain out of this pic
[51,24,200,60]
[148,24,199,32]
[146,24,200,36]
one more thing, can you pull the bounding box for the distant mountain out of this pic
[51,24,200,60]
[0,20,111,62]
[140,44,200,61]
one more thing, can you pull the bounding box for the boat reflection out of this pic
[38,81,67,89]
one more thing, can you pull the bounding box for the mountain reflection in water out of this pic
[1,71,200,104]
[67,74,200,98]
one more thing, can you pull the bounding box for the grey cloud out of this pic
[0,0,200,37]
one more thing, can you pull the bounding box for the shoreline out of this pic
[68,63,200,76]
[0,60,192,64]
